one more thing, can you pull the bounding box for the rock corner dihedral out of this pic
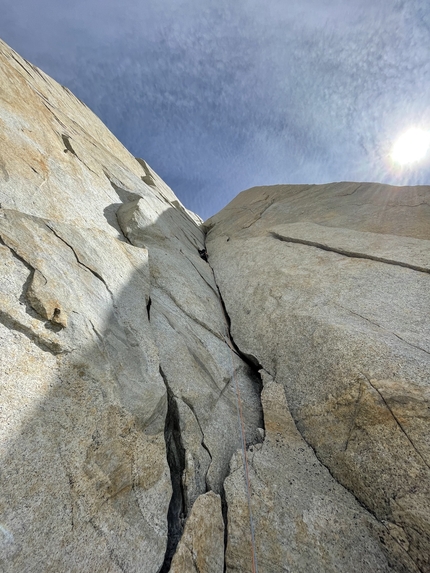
[1,38,429,573]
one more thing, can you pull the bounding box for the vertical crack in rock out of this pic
[220,486,229,573]
[202,242,265,421]
[146,296,152,321]
[203,238,267,570]
[159,367,186,573]
[180,396,213,489]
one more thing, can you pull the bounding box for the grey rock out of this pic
[170,491,224,573]
[225,372,408,572]
[0,38,261,573]
[206,182,430,572]
[1,36,429,573]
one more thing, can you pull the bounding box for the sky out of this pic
[1,0,430,219]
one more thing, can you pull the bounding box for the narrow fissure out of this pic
[202,242,266,435]
[146,296,152,321]
[45,223,116,303]
[159,367,186,573]
[203,239,266,573]
[270,231,430,275]
[157,241,266,572]
[220,485,229,573]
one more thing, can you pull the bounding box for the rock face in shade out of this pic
[0,38,261,573]
[205,183,430,573]
[1,37,429,573]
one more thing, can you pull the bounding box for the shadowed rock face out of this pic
[0,39,262,573]
[205,182,430,572]
[0,37,429,573]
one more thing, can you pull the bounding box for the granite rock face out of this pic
[1,38,429,573]
[225,370,396,573]
[0,39,261,573]
[205,183,430,572]
[169,491,224,573]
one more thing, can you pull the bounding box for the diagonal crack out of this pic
[0,307,64,354]
[46,223,115,301]
[362,373,430,472]
[181,396,213,468]
[154,285,225,343]
[270,231,430,275]
[335,303,430,357]
[184,252,220,297]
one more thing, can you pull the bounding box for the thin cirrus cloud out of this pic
[1,0,429,218]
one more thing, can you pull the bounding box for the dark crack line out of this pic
[270,231,430,274]
[56,445,75,531]
[207,199,278,236]
[46,224,115,301]
[10,53,34,78]
[203,242,262,370]
[159,366,187,573]
[280,389,421,569]
[60,134,99,176]
[362,373,430,471]
[185,253,220,297]
[212,377,234,410]
[390,332,430,356]
[241,198,277,230]
[0,308,64,354]
[337,183,363,197]
[154,286,225,343]
[335,303,430,356]
[385,202,430,208]
[181,396,213,467]
[146,296,152,321]
[88,318,106,351]
[88,519,128,573]
[0,234,47,282]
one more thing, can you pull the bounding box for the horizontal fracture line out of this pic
[270,232,430,275]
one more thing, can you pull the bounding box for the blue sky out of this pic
[1,0,430,218]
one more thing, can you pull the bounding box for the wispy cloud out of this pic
[2,0,429,217]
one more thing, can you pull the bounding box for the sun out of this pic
[391,128,430,166]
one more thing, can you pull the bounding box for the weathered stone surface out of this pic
[225,371,409,573]
[2,37,429,573]
[0,38,261,572]
[206,183,430,572]
[170,491,224,573]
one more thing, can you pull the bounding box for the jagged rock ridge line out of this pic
[1,38,429,573]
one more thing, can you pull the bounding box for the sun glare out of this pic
[391,128,430,165]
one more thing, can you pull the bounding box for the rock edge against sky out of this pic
[0,38,429,573]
